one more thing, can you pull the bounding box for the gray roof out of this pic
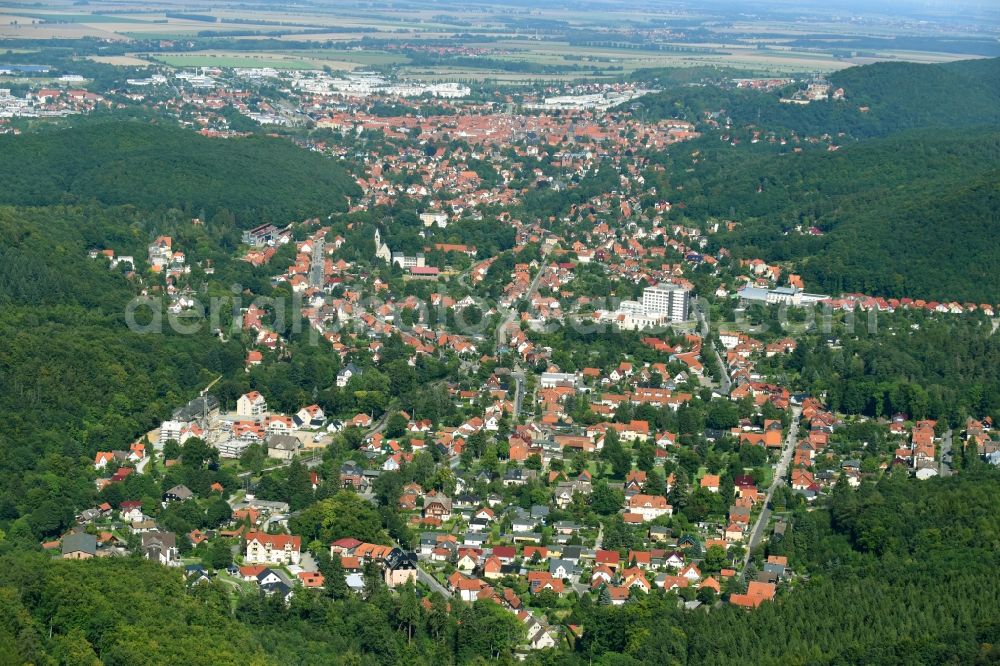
[267,434,300,451]
[172,395,219,422]
[737,286,769,302]
[165,484,193,500]
[549,559,579,576]
[142,531,177,550]
[62,532,97,556]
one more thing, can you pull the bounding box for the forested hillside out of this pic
[0,120,366,542]
[0,205,246,541]
[634,57,1000,138]
[648,128,1000,301]
[0,122,359,227]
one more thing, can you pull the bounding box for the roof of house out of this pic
[246,532,301,551]
[165,484,194,500]
[62,531,97,556]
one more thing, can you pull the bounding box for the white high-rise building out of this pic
[642,284,691,322]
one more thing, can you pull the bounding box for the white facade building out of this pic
[642,283,691,322]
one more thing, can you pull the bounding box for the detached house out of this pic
[120,501,144,523]
[337,363,362,388]
[62,532,97,560]
[267,434,300,461]
[163,484,194,503]
[294,404,326,428]
[626,494,672,521]
[384,548,418,588]
[423,491,453,521]
[142,531,178,565]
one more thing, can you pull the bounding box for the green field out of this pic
[7,12,147,24]
[151,53,324,70]
[148,48,410,71]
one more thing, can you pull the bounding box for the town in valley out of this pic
[2,0,999,662]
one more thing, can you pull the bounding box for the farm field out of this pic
[0,0,992,79]
[149,53,330,70]
[87,55,153,66]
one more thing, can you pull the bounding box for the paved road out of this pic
[939,429,953,477]
[366,411,391,437]
[496,263,545,352]
[511,368,527,418]
[741,405,801,577]
[693,298,731,394]
[418,568,453,598]
[309,237,325,289]
[356,488,454,598]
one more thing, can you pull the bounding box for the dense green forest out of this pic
[634,58,1000,138]
[0,205,246,542]
[635,58,1000,302]
[0,122,359,227]
[648,128,1000,301]
[777,310,1000,422]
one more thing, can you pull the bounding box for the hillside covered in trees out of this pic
[0,120,363,543]
[0,204,246,543]
[648,128,1000,301]
[0,122,359,227]
[634,57,1000,138]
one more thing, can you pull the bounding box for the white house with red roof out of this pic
[626,494,672,521]
[237,391,268,418]
[245,531,302,566]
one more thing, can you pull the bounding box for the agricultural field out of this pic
[146,48,407,71]
[87,55,153,66]
[149,53,328,70]
[0,0,994,79]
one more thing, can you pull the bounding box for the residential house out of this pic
[267,434,300,461]
[730,581,776,609]
[62,532,97,560]
[337,363,362,388]
[384,548,418,588]
[163,484,194,503]
[626,494,672,521]
[142,531,178,565]
[245,532,302,566]
[423,491,453,521]
[236,391,268,417]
